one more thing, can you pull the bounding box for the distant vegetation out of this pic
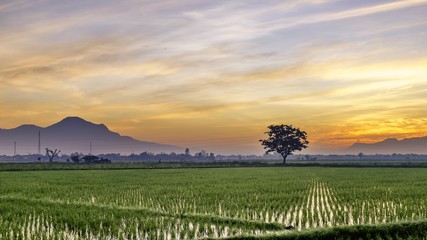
[0,148,217,163]
[1,160,427,172]
[2,152,427,167]
[0,167,426,239]
[69,154,111,164]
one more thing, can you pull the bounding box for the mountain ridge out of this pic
[0,117,182,155]
[348,136,427,154]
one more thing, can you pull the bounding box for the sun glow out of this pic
[1,0,427,154]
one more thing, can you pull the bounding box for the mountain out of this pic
[0,117,182,155]
[348,136,427,154]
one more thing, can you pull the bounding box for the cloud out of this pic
[1,0,427,154]
[261,0,427,32]
[0,0,33,12]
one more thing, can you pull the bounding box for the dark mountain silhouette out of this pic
[348,136,427,154]
[0,117,182,155]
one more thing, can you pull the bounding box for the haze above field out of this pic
[1,1,427,155]
[1,117,426,155]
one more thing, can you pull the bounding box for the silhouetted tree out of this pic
[195,150,209,160]
[185,148,190,156]
[358,152,364,160]
[70,155,81,163]
[260,124,309,164]
[82,155,99,164]
[45,148,61,162]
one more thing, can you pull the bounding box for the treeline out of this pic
[294,153,427,161]
[99,149,216,162]
[68,155,111,164]
[0,149,217,163]
[2,152,427,163]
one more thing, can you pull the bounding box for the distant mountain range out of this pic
[0,117,182,155]
[2,117,426,155]
[348,136,427,154]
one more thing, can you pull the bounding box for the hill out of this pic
[348,136,427,154]
[0,117,182,155]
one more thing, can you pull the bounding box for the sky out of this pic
[1,0,427,155]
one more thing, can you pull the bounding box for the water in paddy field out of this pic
[0,167,426,239]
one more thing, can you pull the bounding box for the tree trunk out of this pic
[282,154,287,164]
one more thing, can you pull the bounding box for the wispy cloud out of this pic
[1,0,427,154]
[261,0,427,32]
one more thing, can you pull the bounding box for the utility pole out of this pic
[89,142,92,155]
[14,141,16,156]
[38,130,41,155]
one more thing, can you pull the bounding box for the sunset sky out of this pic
[1,0,427,154]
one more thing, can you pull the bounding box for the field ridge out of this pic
[219,219,427,239]
[0,195,287,231]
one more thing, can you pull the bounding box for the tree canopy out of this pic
[260,124,309,164]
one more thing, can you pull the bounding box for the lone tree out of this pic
[45,148,61,162]
[260,124,309,164]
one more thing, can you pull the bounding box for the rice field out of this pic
[0,167,426,239]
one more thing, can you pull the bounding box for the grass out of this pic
[0,167,426,239]
[223,220,427,240]
[1,159,427,171]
